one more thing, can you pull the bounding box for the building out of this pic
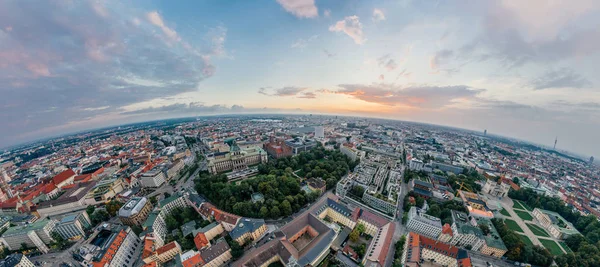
[233,211,336,267]
[408,159,425,171]
[362,193,396,215]
[54,212,91,240]
[166,160,184,180]
[306,178,326,193]
[406,206,443,239]
[314,126,324,139]
[197,239,232,267]
[235,194,395,267]
[475,218,507,258]
[207,143,268,174]
[340,145,365,162]
[193,222,225,250]
[457,190,494,218]
[263,137,293,159]
[142,193,188,247]
[401,232,472,267]
[284,138,318,155]
[532,208,580,239]
[0,219,57,253]
[431,162,464,175]
[198,203,240,232]
[481,178,510,197]
[119,197,153,226]
[140,167,166,188]
[36,181,97,218]
[52,169,76,189]
[228,218,267,245]
[92,227,141,267]
[0,253,35,267]
[142,240,182,265]
[0,216,11,233]
[449,211,485,251]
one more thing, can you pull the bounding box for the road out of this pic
[385,165,408,267]
[470,250,515,267]
[30,227,101,267]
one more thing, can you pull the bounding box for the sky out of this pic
[1,0,599,157]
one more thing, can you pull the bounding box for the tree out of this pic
[165,216,179,231]
[479,224,490,235]
[105,200,123,217]
[281,200,292,216]
[356,224,366,234]
[426,204,442,218]
[150,196,158,205]
[512,177,520,185]
[86,205,96,216]
[326,178,337,189]
[260,206,269,218]
[349,229,360,242]
[270,206,281,218]
[164,192,171,198]
[20,243,28,251]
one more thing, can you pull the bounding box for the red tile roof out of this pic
[442,223,453,235]
[52,169,76,185]
[182,252,204,267]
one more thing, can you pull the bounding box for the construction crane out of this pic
[455,181,473,196]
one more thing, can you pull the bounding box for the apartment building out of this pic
[0,219,57,253]
[119,197,153,226]
[228,218,267,245]
[92,227,141,267]
[54,212,91,240]
[406,206,443,239]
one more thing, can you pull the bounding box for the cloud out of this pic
[298,92,316,99]
[529,68,592,90]
[372,9,386,22]
[329,16,366,45]
[328,84,484,108]
[429,50,453,70]
[120,102,295,115]
[291,35,318,49]
[258,86,316,98]
[324,9,331,18]
[456,1,600,68]
[377,54,397,71]
[146,11,180,42]
[276,0,318,18]
[0,1,225,147]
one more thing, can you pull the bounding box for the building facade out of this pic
[207,145,267,174]
[0,219,57,253]
[93,227,141,267]
[54,212,91,240]
[406,207,443,239]
[119,197,153,226]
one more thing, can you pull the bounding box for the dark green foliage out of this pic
[491,218,553,266]
[195,147,355,219]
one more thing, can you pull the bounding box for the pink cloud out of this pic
[146,11,180,42]
[276,0,318,18]
[329,16,366,45]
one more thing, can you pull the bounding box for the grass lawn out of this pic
[560,242,573,253]
[514,200,533,211]
[500,208,511,217]
[526,223,550,237]
[518,234,534,247]
[504,219,524,233]
[515,210,534,221]
[539,239,564,256]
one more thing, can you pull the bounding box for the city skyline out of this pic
[1,0,600,156]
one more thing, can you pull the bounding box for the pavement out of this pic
[499,197,543,247]
[470,250,515,267]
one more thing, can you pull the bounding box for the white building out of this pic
[0,253,35,267]
[482,179,511,197]
[140,168,166,188]
[449,211,485,251]
[409,159,425,171]
[92,227,141,267]
[406,207,443,239]
[0,219,57,253]
[314,126,324,139]
[53,212,91,240]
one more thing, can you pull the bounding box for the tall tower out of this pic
[484,129,487,136]
[553,137,557,150]
[590,156,595,165]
